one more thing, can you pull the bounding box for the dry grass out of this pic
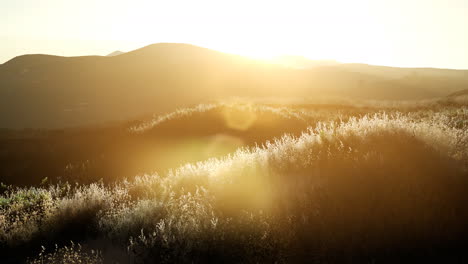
[1,100,468,263]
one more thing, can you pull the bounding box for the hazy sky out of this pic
[1,0,467,68]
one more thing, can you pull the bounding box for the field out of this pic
[1,95,468,263]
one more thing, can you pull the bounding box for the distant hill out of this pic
[331,63,468,97]
[106,50,125,57]
[334,63,468,79]
[1,43,467,128]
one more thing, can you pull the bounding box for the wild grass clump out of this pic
[1,106,467,263]
[0,182,129,257]
[28,242,102,264]
[121,111,468,262]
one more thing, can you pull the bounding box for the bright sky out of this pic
[1,0,467,69]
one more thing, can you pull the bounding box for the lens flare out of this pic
[221,105,257,131]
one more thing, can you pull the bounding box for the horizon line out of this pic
[2,42,468,71]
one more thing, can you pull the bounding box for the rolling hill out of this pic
[1,43,467,128]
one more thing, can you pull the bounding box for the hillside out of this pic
[1,99,467,263]
[0,102,316,186]
[1,43,467,128]
[1,96,466,187]
[0,44,308,128]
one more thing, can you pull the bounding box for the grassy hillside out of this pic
[0,102,315,186]
[1,96,466,186]
[1,97,467,263]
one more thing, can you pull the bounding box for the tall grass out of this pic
[1,105,467,263]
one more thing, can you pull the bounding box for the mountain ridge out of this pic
[1,43,467,129]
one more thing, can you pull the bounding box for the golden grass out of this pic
[1,101,467,263]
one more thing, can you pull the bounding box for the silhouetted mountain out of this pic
[106,50,125,57]
[1,43,467,128]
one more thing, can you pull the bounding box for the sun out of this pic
[107,0,396,66]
